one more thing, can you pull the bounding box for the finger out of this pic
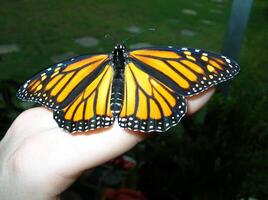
[9,108,143,172]
[16,123,142,184]
[52,88,216,173]
[12,107,59,134]
[1,107,59,156]
[53,124,142,172]
[8,87,216,177]
[186,87,216,116]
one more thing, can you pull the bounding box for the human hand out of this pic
[0,88,215,200]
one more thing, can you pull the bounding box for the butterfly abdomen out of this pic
[111,72,124,115]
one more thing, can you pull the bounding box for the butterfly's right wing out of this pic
[17,54,115,132]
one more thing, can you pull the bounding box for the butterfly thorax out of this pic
[110,44,127,116]
[112,44,127,71]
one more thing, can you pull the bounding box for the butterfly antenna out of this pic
[122,27,157,45]
[104,33,118,45]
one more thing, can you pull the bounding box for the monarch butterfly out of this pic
[17,44,239,133]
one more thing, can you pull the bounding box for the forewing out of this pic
[129,47,240,96]
[118,62,186,132]
[17,54,109,109]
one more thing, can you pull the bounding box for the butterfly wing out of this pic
[118,61,186,132]
[17,54,115,132]
[128,47,240,96]
[118,47,240,132]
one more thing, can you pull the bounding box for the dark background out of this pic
[0,0,267,199]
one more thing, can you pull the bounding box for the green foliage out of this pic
[0,0,232,80]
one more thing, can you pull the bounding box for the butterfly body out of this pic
[111,44,127,115]
[17,45,240,133]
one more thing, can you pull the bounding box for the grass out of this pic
[0,0,233,80]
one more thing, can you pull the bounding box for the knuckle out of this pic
[12,107,44,131]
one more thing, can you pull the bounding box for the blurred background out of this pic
[0,0,267,199]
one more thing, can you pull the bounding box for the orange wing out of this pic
[54,63,114,132]
[119,47,239,132]
[118,62,186,132]
[17,54,109,109]
[17,54,115,132]
[129,47,240,96]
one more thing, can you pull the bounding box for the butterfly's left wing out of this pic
[128,47,240,96]
[118,47,240,132]
[118,61,187,132]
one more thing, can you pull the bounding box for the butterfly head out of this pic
[113,44,127,68]
[114,44,126,51]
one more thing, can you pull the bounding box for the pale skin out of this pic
[0,88,215,200]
